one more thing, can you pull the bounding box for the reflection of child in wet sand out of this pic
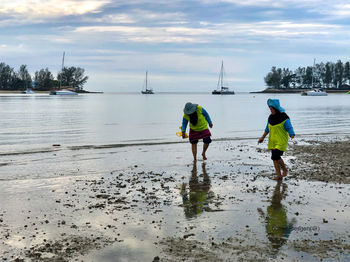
[258,99,295,180]
[180,162,213,218]
[181,102,213,161]
[258,181,295,251]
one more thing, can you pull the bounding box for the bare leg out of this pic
[202,143,209,160]
[192,143,197,161]
[272,160,282,180]
[279,158,288,177]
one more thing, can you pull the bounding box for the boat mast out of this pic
[62,51,65,71]
[221,61,224,90]
[146,71,148,91]
[59,51,65,89]
[216,60,224,91]
[311,58,315,87]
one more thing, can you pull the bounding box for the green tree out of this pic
[294,67,304,87]
[264,66,282,89]
[0,62,15,90]
[334,60,343,88]
[57,66,88,90]
[314,62,325,87]
[17,65,32,90]
[303,66,313,87]
[344,61,350,85]
[323,62,333,88]
[281,68,295,88]
[34,68,56,90]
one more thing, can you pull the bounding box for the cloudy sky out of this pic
[1,0,350,92]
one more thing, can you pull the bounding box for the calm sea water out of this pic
[0,92,349,153]
[1,93,350,261]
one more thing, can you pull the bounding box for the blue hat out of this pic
[267,99,285,113]
[183,102,198,114]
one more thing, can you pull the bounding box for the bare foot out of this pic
[282,168,288,177]
[202,153,207,160]
[272,176,282,181]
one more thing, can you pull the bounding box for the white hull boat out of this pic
[22,89,35,94]
[50,89,78,95]
[301,89,327,96]
[212,61,235,95]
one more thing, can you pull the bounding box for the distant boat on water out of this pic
[141,71,154,94]
[49,51,78,96]
[50,89,78,95]
[301,88,328,96]
[22,89,35,94]
[300,58,328,96]
[212,61,235,95]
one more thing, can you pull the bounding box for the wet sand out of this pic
[0,137,349,261]
[289,139,350,184]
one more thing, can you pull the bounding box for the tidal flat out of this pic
[0,136,349,262]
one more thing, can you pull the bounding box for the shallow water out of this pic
[1,92,349,181]
[1,93,350,261]
[1,92,350,151]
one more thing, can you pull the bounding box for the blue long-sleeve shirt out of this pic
[181,108,212,132]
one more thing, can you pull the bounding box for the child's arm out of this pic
[181,117,188,133]
[202,108,213,127]
[284,119,295,138]
[258,122,269,143]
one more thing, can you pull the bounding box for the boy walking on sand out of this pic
[258,99,295,180]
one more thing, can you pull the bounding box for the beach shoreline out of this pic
[0,137,349,261]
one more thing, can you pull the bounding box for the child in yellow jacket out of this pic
[258,99,295,180]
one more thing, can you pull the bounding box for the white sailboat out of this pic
[301,59,327,96]
[212,61,235,95]
[50,51,78,95]
[141,71,154,94]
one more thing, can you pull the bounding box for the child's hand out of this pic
[291,137,298,144]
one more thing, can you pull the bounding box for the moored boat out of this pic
[141,71,154,94]
[21,89,35,94]
[301,89,327,96]
[50,89,78,95]
[212,61,235,95]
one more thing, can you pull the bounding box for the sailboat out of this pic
[50,51,78,95]
[212,61,235,95]
[141,71,154,94]
[301,59,327,96]
[21,78,35,94]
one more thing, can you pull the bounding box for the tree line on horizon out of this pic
[264,60,350,89]
[0,62,88,91]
